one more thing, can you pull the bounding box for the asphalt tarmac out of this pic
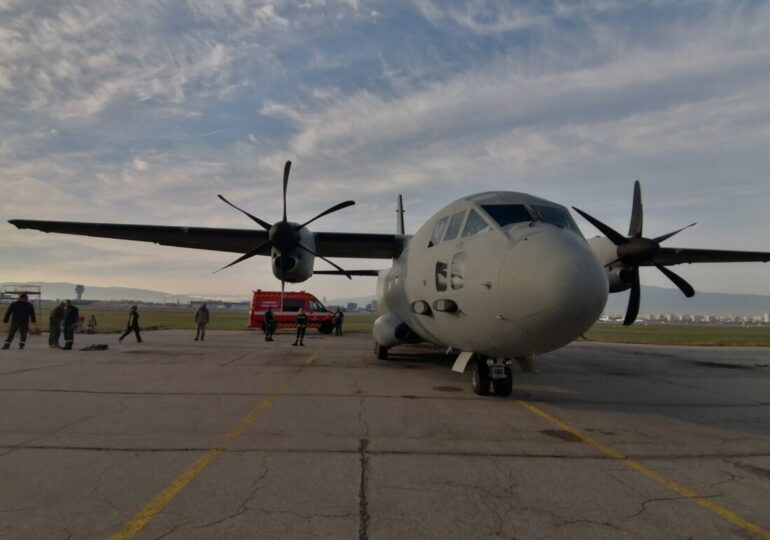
[0,330,769,539]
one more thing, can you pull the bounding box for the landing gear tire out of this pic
[472,359,491,396]
[492,367,513,397]
[375,342,388,360]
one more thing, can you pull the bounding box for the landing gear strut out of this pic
[374,342,388,360]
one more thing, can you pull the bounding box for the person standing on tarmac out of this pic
[2,293,36,350]
[334,307,344,336]
[62,299,79,350]
[194,303,209,341]
[119,305,142,343]
[49,301,65,348]
[264,307,275,341]
[293,308,307,346]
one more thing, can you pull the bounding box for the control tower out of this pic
[75,284,85,301]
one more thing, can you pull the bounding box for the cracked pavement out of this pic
[0,330,768,539]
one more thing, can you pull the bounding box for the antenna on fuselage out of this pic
[396,194,405,235]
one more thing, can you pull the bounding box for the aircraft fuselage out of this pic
[375,191,609,359]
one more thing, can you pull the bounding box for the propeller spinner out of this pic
[215,160,355,299]
[573,180,696,326]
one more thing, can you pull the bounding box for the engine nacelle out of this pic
[607,267,634,293]
[271,226,315,283]
[373,313,422,348]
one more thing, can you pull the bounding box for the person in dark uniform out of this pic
[334,307,344,336]
[119,305,142,343]
[264,307,275,341]
[62,299,79,350]
[293,308,307,346]
[194,303,209,341]
[49,301,65,348]
[2,293,37,350]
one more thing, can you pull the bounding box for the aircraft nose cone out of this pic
[497,229,608,352]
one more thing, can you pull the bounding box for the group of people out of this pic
[46,299,81,349]
[2,295,83,351]
[1,295,81,351]
[2,296,142,351]
[4,298,346,350]
[263,306,344,345]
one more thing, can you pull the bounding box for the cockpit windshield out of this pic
[532,204,580,232]
[480,204,532,228]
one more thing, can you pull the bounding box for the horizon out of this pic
[4,280,770,318]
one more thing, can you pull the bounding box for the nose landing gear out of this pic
[472,357,513,397]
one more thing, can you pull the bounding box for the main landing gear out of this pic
[472,357,513,397]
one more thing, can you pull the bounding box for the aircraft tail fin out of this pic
[396,194,405,235]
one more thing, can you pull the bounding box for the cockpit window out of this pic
[461,209,492,237]
[480,204,532,227]
[532,205,580,232]
[444,211,465,242]
[429,216,449,247]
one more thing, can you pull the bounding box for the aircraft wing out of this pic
[647,247,770,265]
[8,220,404,259]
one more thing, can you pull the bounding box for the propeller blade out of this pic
[623,267,641,326]
[282,160,291,222]
[298,242,352,279]
[280,250,286,311]
[653,262,695,298]
[628,180,643,238]
[297,200,355,230]
[572,207,629,246]
[217,195,272,231]
[214,239,272,273]
[652,222,696,244]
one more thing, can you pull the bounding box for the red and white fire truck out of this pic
[249,290,335,334]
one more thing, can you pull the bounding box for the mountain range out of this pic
[2,281,769,315]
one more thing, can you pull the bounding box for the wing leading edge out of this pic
[648,247,770,265]
[8,220,405,259]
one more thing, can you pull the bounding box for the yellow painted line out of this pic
[111,340,330,540]
[517,400,770,540]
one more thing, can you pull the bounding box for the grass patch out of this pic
[584,323,770,347]
[28,307,378,334]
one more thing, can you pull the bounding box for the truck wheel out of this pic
[375,342,388,360]
[318,321,333,334]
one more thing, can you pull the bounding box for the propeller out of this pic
[215,161,355,302]
[573,180,696,326]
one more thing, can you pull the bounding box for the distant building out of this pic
[370,300,378,312]
[346,302,357,312]
[75,284,85,300]
[764,313,770,323]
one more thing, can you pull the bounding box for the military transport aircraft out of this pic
[9,161,770,396]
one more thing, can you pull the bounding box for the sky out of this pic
[2,0,770,302]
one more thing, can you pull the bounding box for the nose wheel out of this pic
[471,359,491,396]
